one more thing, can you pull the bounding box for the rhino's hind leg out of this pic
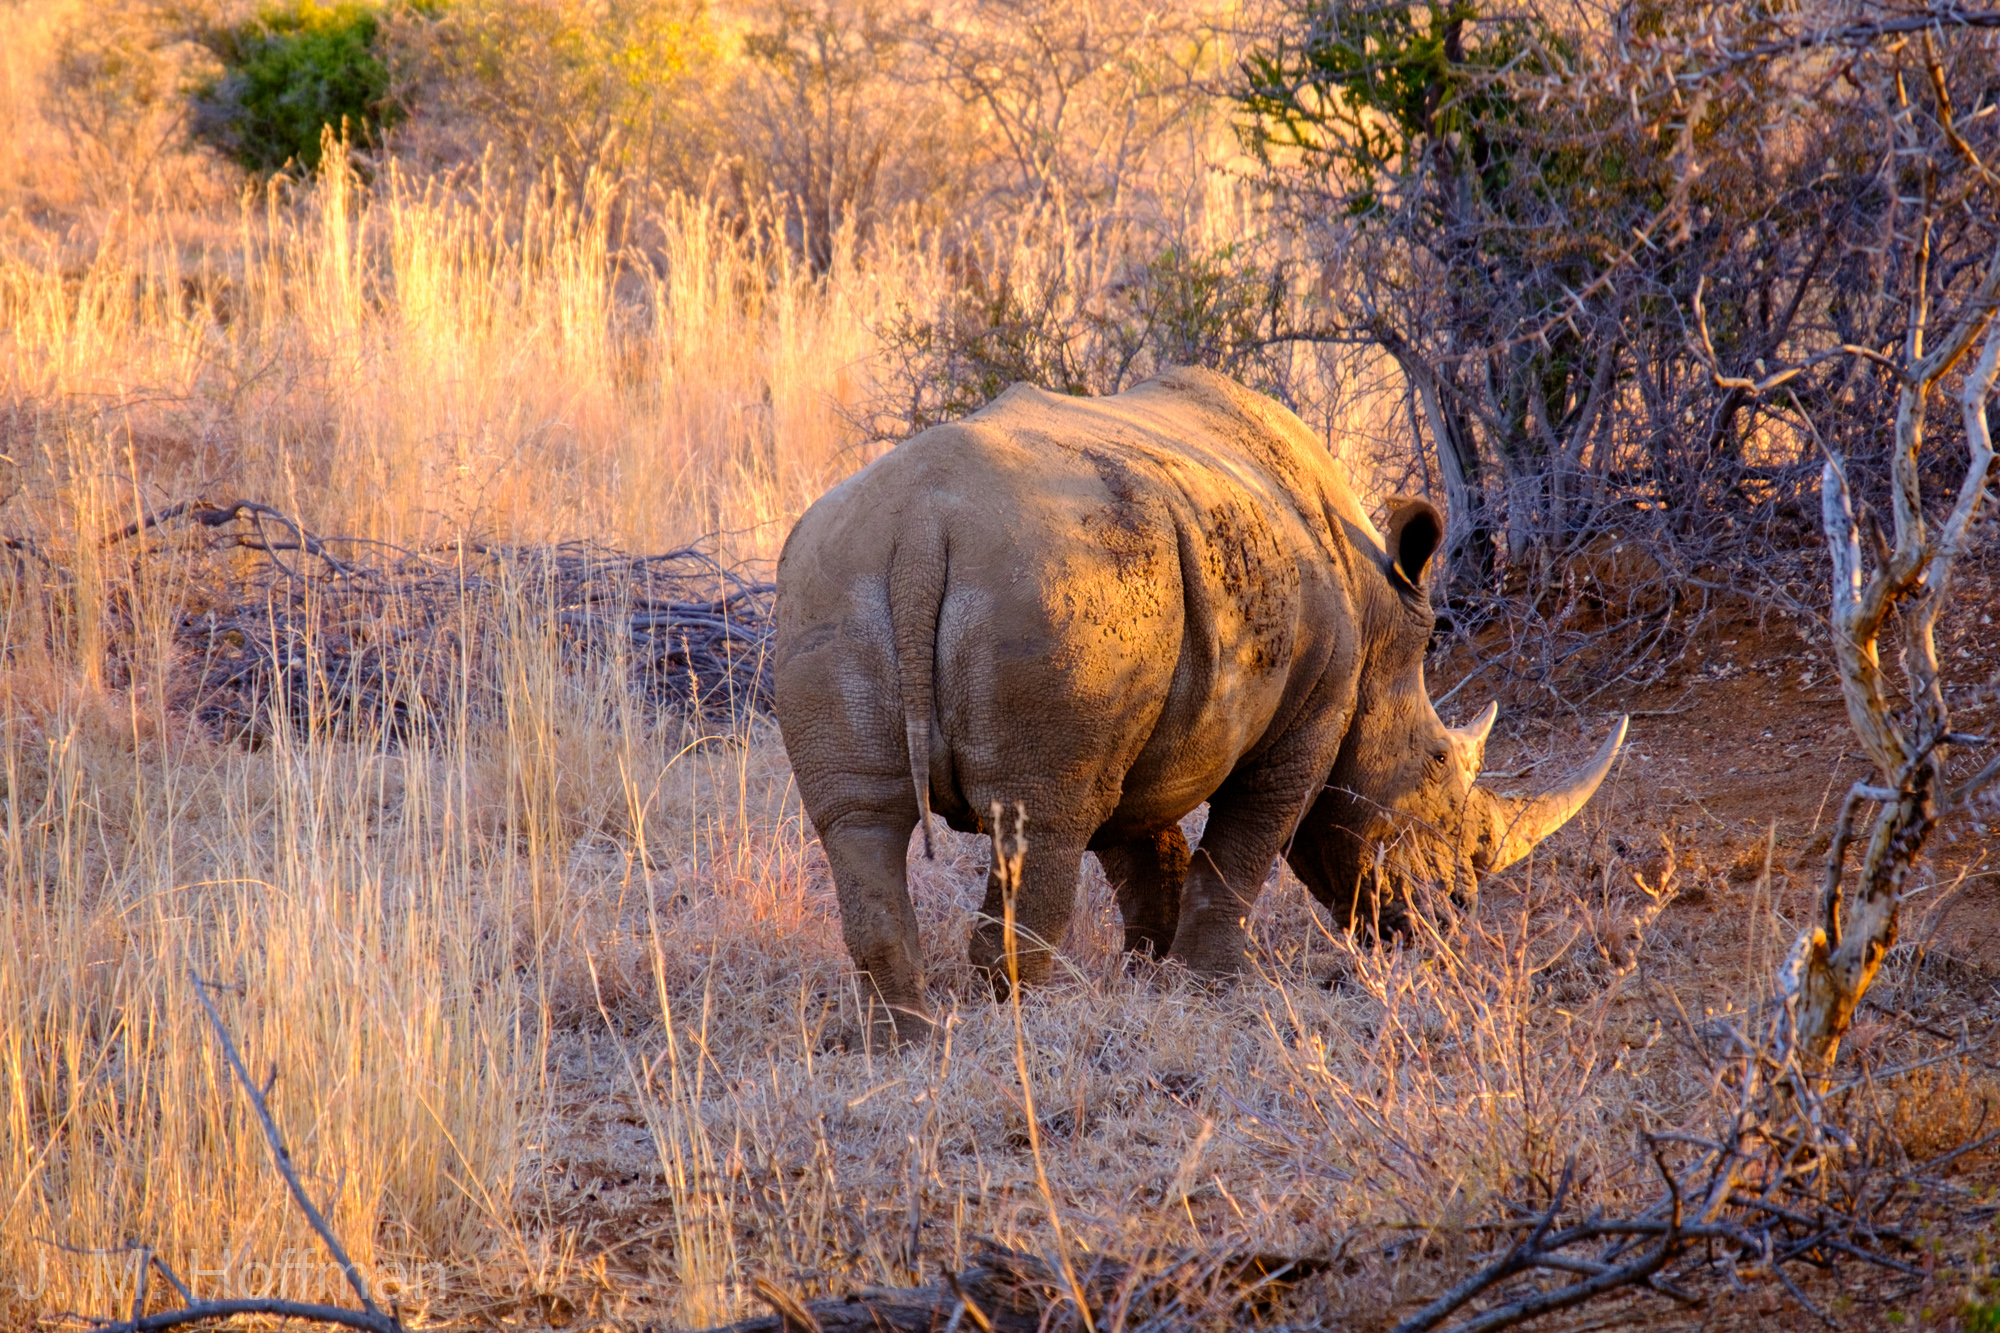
[967,832,1088,1001]
[1096,827,1190,958]
[820,812,933,1046]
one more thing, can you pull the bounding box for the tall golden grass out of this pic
[0,122,892,1311]
[2,163,885,560]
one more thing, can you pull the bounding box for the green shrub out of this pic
[190,2,404,173]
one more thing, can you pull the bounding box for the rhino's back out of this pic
[960,368,1369,551]
[775,368,1371,835]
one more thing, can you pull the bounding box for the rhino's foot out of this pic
[823,1000,937,1053]
[1165,914,1253,980]
[968,935,1057,1003]
[887,1005,938,1047]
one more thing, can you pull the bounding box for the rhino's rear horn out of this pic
[1446,700,1499,776]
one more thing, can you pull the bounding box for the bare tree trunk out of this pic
[1778,56,2000,1073]
[1393,345,1494,600]
[1790,313,2000,1073]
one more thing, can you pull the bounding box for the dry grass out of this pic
[2,36,1995,1333]
[0,165,882,561]
[0,99,892,1314]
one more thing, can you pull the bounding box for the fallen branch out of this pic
[89,496,777,740]
[706,1244,1327,1333]
[73,976,404,1333]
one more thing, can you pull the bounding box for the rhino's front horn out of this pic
[1477,716,1629,874]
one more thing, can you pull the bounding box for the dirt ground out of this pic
[1527,564,2000,997]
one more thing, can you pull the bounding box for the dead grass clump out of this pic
[1860,1061,2000,1166]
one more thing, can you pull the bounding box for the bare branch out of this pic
[75,986,405,1333]
[1678,7,2000,83]
[1953,753,2000,807]
[189,973,388,1324]
[1936,316,2000,584]
[99,1298,402,1333]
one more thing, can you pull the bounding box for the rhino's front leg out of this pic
[1096,826,1190,957]
[1167,777,1320,977]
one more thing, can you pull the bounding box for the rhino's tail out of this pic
[889,521,946,859]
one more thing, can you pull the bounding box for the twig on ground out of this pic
[71,978,404,1333]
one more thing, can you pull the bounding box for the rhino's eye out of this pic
[1427,748,1450,775]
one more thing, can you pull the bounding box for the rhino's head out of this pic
[1288,498,1627,935]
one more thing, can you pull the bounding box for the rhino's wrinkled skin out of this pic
[775,368,1623,1041]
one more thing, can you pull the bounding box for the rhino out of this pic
[774,367,1625,1042]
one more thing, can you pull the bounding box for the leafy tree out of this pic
[189,1,407,173]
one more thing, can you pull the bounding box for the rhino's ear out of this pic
[1383,497,1444,595]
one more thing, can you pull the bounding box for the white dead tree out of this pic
[1766,41,2000,1078]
